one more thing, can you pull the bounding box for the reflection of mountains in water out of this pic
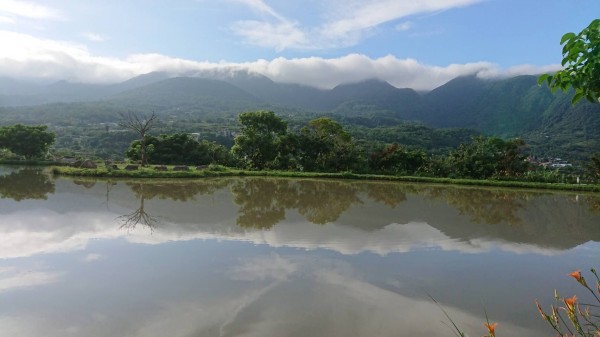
[1,168,598,251]
[92,177,600,251]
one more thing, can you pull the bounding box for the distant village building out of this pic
[527,156,573,168]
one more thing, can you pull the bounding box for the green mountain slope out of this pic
[110,77,263,108]
[0,73,599,161]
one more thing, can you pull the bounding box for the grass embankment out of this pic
[0,159,63,166]
[51,165,600,192]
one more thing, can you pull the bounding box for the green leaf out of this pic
[572,91,584,104]
[560,32,577,44]
[537,73,549,85]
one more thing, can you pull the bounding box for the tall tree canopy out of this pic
[126,133,231,166]
[446,136,529,179]
[231,110,288,169]
[0,124,55,159]
[297,117,359,172]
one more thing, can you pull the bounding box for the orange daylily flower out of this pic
[564,295,577,313]
[484,322,498,336]
[569,270,588,286]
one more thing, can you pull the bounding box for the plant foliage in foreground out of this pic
[536,269,600,337]
[436,268,600,337]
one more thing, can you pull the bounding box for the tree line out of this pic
[123,110,547,180]
[1,111,597,182]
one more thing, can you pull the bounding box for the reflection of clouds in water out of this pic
[571,242,600,257]
[0,255,553,337]
[134,221,563,256]
[220,255,540,337]
[147,256,541,337]
[0,210,122,259]
[82,253,103,262]
[0,266,62,293]
[0,208,565,260]
[231,253,298,281]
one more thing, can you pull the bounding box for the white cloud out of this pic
[0,0,63,20]
[0,30,555,89]
[230,0,483,50]
[80,32,108,42]
[229,0,308,51]
[230,20,308,51]
[231,0,288,22]
[0,15,14,24]
[477,63,561,79]
[395,21,412,32]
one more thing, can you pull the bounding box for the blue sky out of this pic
[0,0,598,90]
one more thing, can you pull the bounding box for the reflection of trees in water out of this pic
[585,195,600,214]
[126,180,229,201]
[362,182,408,208]
[0,168,55,201]
[421,187,529,226]
[72,179,97,189]
[119,180,231,231]
[294,180,362,224]
[230,178,362,228]
[231,179,287,229]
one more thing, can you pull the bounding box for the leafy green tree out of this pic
[297,117,359,172]
[587,153,600,181]
[126,133,231,165]
[369,143,427,175]
[0,124,55,159]
[539,19,600,103]
[231,111,288,169]
[446,136,529,179]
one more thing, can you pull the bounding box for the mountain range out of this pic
[0,71,598,160]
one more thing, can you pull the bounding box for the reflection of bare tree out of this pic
[118,180,230,231]
[118,184,160,232]
[0,168,55,201]
[103,180,117,210]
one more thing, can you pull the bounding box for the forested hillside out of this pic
[0,72,598,161]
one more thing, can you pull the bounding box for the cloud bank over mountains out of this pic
[0,29,558,90]
[0,0,568,90]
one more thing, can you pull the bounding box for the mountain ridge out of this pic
[0,72,598,160]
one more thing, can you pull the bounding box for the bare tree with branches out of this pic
[118,111,158,166]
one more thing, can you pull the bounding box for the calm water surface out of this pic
[1,166,599,337]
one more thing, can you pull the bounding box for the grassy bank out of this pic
[0,159,63,166]
[51,165,600,192]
